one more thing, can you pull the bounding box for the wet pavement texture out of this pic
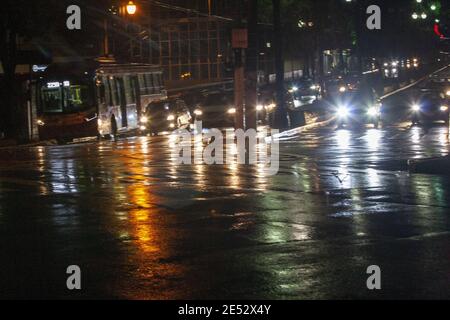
[1,120,450,299]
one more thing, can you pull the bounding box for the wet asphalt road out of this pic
[1,81,450,300]
[1,123,450,299]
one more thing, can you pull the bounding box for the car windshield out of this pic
[149,101,172,113]
[41,82,92,113]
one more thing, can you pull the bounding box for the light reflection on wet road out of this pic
[1,123,450,299]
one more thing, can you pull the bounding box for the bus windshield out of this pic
[41,82,93,113]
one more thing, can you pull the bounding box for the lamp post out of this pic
[126,1,137,16]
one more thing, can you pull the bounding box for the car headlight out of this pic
[167,114,175,121]
[339,86,347,93]
[446,90,450,97]
[169,123,175,129]
[194,109,203,116]
[412,104,421,112]
[140,116,148,124]
[256,104,264,111]
[440,105,448,112]
[37,119,45,126]
[367,107,379,116]
[140,126,147,131]
[228,108,236,115]
[337,105,349,118]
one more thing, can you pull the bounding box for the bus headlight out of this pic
[140,116,149,123]
[440,105,448,112]
[167,114,175,121]
[194,109,203,116]
[37,119,45,126]
[228,108,236,115]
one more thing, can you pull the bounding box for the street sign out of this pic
[232,29,248,49]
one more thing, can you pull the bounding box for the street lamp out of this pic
[126,1,137,15]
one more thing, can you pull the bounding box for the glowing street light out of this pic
[126,1,137,15]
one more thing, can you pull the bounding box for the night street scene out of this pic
[1,0,450,304]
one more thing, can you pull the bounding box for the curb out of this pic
[274,115,336,139]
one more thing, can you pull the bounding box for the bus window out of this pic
[145,73,154,94]
[138,74,148,95]
[103,77,112,106]
[96,77,106,105]
[41,86,63,113]
[109,77,119,106]
[64,85,93,112]
[124,75,136,105]
[153,73,162,93]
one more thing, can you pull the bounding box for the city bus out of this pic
[36,60,167,142]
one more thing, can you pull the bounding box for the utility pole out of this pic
[272,0,288,130]
[232,5,246,130]
[245,0,258,130]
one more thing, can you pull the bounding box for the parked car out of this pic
[141,98,192,135]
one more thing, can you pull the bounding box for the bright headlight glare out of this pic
[337,106,349,117]
[256,104,264,111]
[228,108,236,114]
[440,105,448,112]
[37,119,45,126]
[194,109,203,116]
[446,90,450,97]
[368,107,378,116]
[140,116,148,123]
[339,86,347,93]
[412,104,421,112]
[167,114,175,121]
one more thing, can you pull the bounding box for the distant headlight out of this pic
[194,109,203,116]
[265,103,276,111]
[440,105,448,112]
[256,104,264,111]
[337,105,349,118]
[140,116,148,123]
[140,126,147,131]
[412,104,421,112]
[37,119,45,126]
[169,123,175,129]
[367,107,379,116]
[339,86,347,93]
[167,114,175,121]
[228,108,236,115]
[446,90,450,97]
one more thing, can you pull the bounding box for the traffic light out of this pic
[434,22,449,39]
